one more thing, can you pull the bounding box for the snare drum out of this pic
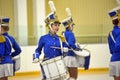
[75,49,91,69]
[73,49,90,57]
[12,55,21,72]
[41,56,67,80]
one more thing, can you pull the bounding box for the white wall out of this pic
[33,0,46,42]
[18,44,111,72]
[14,0,28,46]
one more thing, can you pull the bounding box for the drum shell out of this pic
[41,56,67,80]
[76,54,91,70]
[73,49,90,57]
[12,55,20,72]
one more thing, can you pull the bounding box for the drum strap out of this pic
[62,33,73,50]
[109,32,116,43]
[5,36,14,56]
[5,36,12,47]
[59,37,64,55]
[5,36,20,59]
[62,32,74,49]
[40,64,47,79]
[62,33,69,46]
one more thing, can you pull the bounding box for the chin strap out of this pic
[48,22,56,34]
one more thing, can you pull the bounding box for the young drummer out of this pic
[0,17,21,80]
[108,6,120,80]
[33,1,68,80]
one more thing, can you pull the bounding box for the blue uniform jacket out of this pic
[108,26,120,62]
[64,29,77,56]
[0,32,22,64]
[64,29,90,70]
[34,33,63,60]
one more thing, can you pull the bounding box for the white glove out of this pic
[33,58,39,63]
[63,47,68,52]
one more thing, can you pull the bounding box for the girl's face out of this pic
[69,24,74,31]
[51,23,60,33]
[0,26,8,34]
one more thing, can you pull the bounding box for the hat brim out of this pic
[1,24,9,27]
[54,21,61,24]
[72,23,75,25]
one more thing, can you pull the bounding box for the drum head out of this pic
[73,49,90,57]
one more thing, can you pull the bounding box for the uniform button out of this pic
[54,43,56,44]
[54,49,56,51]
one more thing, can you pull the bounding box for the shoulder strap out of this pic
[59,37,63,54]
[109,32,116,43]
[58,34,67,54]
[62,32,69,46]
[5,36,12,47]
[4,36,13,55]
[5,36,20,57]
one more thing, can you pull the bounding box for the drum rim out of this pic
[74,48,91,57]
[41,56,63,65]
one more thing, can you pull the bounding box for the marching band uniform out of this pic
[34,30,62,60]
[33,11,68,80]
[62,15,79,80]
[62,8,90,80]
[33,12,62,60]
[108,6,120,80]
[0,17,22,80]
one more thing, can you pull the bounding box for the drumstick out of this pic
[32,58,48,63]
[32,59,43,63]
[51,46,83,51]
[51,46,72,50]
[81,44,88,49]
[76,43,88,49]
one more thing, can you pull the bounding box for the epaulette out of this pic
[58,35,66,42]
[0,35,6,43]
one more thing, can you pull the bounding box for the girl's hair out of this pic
[66,26,69,30]
[112,19,119,26]
[1,25,9,31]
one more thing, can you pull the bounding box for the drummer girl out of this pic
[33,1,68,79]
[61,8,81,80]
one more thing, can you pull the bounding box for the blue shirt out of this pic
[64,29,77,56]
[34,33,63,60]
[108,26,120,62]
[0,32,22,64]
